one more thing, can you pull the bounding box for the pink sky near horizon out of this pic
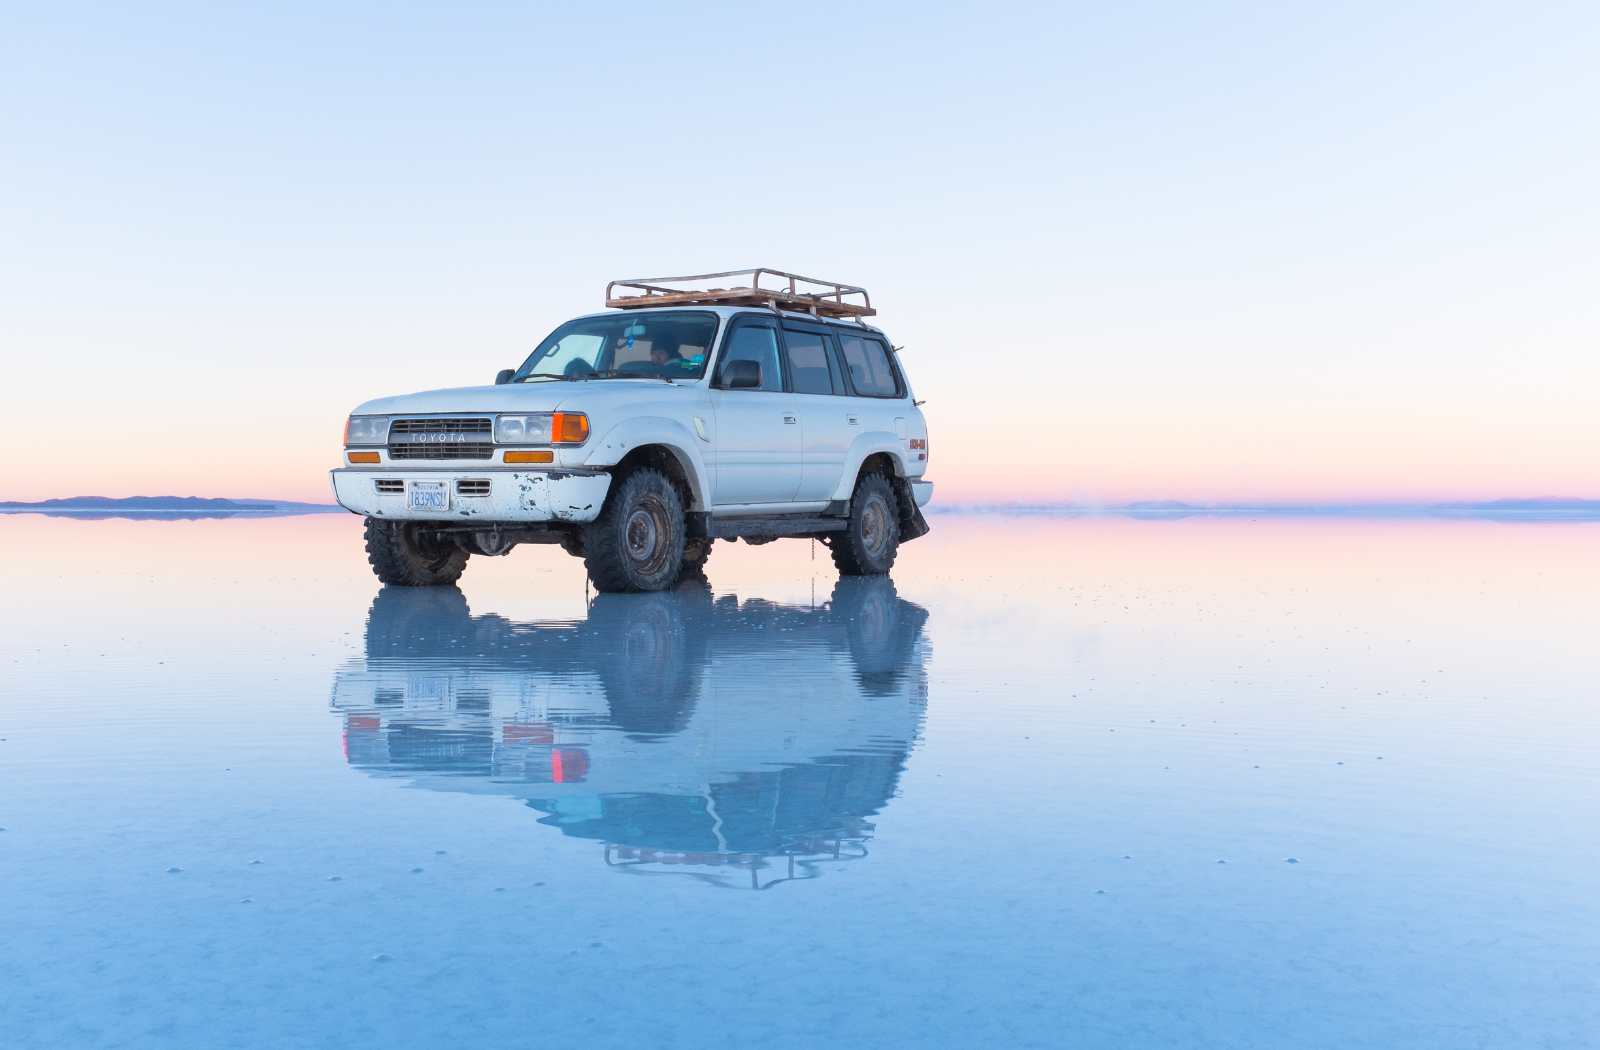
[5,289,1593,508]
[3,408,1592,508]
[3,276,1595,508]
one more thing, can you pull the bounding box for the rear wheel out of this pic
[583,469,686,593]
[831,473,900,576]
[365,518,469,586]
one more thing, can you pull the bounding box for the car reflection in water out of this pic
[331,576,929,889]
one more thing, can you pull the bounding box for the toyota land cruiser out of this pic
[330,269,933,592]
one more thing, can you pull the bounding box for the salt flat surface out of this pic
[2,512,1596,1049]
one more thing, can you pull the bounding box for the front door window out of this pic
[715,324,784,391]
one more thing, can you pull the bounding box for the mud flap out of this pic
[893,478,931,542]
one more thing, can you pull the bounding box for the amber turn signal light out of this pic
[347,451,380,464]
[551,412,589,444]
[504,450,554,464]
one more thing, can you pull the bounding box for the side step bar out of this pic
[687,513,847,540]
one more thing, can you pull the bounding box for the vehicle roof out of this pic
[559,304,887,338]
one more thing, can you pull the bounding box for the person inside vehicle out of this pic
[640,333,696,376]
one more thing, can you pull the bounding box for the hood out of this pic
[351,379,693,416]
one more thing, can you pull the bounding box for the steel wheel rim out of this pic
[860,495,889,558]
[624,497,672,575]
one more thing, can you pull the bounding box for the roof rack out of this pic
[605,268,875,319]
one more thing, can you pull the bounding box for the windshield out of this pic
[514,311,719,382]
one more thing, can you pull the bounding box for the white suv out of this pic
[330,270,933,592]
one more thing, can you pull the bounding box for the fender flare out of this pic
[828,431,911,502]
[582,416,713,511]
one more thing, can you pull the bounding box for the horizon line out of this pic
[3,493,1600,521]
[927,498,1600,519]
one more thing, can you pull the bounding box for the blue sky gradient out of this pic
[2,2,1595,503]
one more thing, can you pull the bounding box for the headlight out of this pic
[495,413,553,444]
[496,412,588,445]
[345,415,390,445]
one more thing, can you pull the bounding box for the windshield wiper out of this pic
[586,369,671,383]
[514,372,580,382]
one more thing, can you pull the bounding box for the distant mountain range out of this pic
[0,496,343,519]
[1124,497,1600,514]
[1431,497,1600,511]
[1124,500,1197,511]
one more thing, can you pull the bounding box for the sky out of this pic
[2,1,1595,506]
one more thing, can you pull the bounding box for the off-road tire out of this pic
[582,468,687,593]
[680,537,714,577]
[832,473,901,576]
[365,518,470,586]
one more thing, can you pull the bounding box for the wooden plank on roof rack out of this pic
[606,288,876,317]
[606,269,876,318]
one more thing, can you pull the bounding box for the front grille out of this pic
[373,479,404,494]
[388,417,494,461]
[389,443,494,460]
[390,417,493,436]
[455,479,491,497]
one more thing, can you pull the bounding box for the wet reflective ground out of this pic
[2,512,1596,1048]
[341,579,927,889]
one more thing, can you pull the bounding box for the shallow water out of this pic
[2,512,1596,1048]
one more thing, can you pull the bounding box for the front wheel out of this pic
[831,473,901,576]
[582,468,687,593]
[365,518,469,586]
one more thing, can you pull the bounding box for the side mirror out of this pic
[494,369,515,385]
[719,360,761,389]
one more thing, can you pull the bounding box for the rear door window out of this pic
[781,327,842,395]
[836,333,901,397]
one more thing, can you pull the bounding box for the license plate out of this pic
[407,481,449,511]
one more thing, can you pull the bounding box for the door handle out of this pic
[846,414,860,425]
[783,415,797,424]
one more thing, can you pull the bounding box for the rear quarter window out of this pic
[837,334,902,398]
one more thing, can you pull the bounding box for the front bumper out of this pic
[330,468,612,524]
